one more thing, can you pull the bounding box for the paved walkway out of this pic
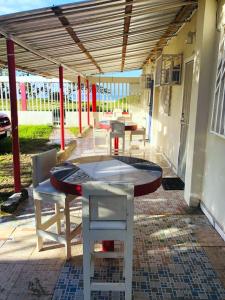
[49,128,77,145]
[0,130,225,299]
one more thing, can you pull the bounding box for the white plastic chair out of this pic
[32,149,80,260]
[82,181,134,300]
[130,127,146,146]
[129,127,146,158]
[93,118,109,153]
[109,121,125,155]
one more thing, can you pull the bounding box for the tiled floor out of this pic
[0,130,225,300]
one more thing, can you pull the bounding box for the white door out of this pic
[178,60,194,182]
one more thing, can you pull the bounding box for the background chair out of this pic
[109,120,125,155]
[129,127,146,158]
[93,118,109,153]
[82,181,134,300]
[32,149,80,260]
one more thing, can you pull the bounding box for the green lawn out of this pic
[0,125,58,203]
[0,125,55,154]
[69,127,80,136]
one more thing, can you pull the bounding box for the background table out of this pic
[50,155,162,251]
[98,120,137,131]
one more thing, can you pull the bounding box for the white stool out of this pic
[109,121,125,155]
[130,127,146,146]
[32,149,80,260]
[82,181,134,300]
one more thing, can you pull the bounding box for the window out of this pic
[211,36,225,137]
[155,54,183,86]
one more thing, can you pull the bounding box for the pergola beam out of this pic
[0,28,84,77]
[142,2,197,66]
[121,0,133,72]
[52,6,102,73]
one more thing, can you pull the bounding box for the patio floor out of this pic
[0,130,225,300]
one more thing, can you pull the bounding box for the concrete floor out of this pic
[0,130,225,300]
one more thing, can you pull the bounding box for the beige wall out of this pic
[144,0,225,234]
[201,0,225,232]
[145,14,197,170]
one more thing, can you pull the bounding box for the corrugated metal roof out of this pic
[0,0,197,80]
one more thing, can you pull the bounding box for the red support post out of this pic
[78,75,82,135]
[6,38,21,193]
[86,79,90,126]
[59,65,65,151]
[20,83,27,111]
[92,84,97,112]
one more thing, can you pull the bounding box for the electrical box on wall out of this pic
[155,54,183,86]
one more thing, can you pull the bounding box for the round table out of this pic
[50,155,162,251]
[98,120,137,131]
[97,120,138,154]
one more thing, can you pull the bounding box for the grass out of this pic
[0,125,56,203]
[69,127,79,136]
[0,125,55,154]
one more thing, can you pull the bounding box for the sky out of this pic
[0,0,142,77]
[0,0,80,15]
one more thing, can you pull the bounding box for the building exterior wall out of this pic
[201,0,225,233]
[147,13,197,170]
[143,0,225,236]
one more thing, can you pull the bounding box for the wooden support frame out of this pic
[121,0,133,72]
[142,3,197,66]
[52,6,102,73]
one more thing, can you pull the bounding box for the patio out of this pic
[0,0,225,299]
[0,130,225,300]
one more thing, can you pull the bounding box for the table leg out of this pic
[102,240,114,252]
[114,136,119,155]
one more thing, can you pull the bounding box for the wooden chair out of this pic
[32,149,80,260]
[129,127,146,156]
[130,127,146,146]
[109,120,125,155]
[82,181,134,300]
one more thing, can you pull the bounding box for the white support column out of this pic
[184,0,217,206]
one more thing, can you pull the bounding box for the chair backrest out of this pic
[110,120,125,134]
[82,181,134,226]
[32,148,57,187]
[117,116,125,122]
[113,108,123,119]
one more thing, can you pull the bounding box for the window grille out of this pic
[211,36,225,137]
[155,54,182,86]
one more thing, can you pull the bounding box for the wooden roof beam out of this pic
[142,2,197,67]
[0,28,84,77]
[52,6,102,73]
[0,58,53,77]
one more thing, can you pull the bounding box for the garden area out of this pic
[0,125,78,203]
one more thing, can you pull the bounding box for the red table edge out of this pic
[50,161,162,252]
[50,175,162,197]
[97,121,137,131]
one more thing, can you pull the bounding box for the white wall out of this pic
[201,0,225,233]
[1,110,92,127]
[144,13,197,170]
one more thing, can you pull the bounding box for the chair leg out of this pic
[55,203,61,234]
[124,238,133,300]
[34,199,43,251]
[123,135,125,153]
[83,235,91,300]
[64,200,71,260]
[90,241,95,277]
